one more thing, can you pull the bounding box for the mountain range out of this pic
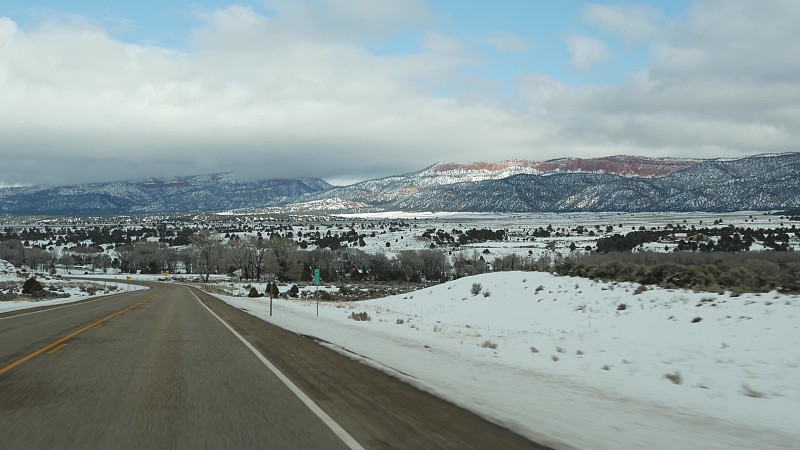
[0,174,331,215]
[295,153,800,213]
[1,153,798,215]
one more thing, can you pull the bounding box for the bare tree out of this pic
[398,250,424,281]
[399,250,450,281]
[0,239,25,267]
[93,254,113,273]
[266,237,302,281]
[177,247,198,275]
[368,253,392,278]
[190,229,221,282]
[247,236,270,281]
[128,241,169,274]
[343,248,371,272]
[59,254,75,273]
[419,250,450,281]
[24,247,51,272]
[452,251,487,278]
[225,238,255,279]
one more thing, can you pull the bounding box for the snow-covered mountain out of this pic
[421,155,700,184]
[2,153,799,215]
[0,173,332,215]
[298,153,800,212]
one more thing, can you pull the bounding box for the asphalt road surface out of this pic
[0,283,550,450]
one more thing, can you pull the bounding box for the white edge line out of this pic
[189,288,366,450]
[0,286,148,321]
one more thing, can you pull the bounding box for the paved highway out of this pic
[0,283,549,449]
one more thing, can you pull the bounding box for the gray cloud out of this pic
[517,0,800,159]
[0,1,799,187]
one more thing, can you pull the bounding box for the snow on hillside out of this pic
[218,271,800,450]
[419,156,700,186]
[0,259,16,276]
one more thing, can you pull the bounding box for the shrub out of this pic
[349,311,371,322]
[247,287,260,298]
[265,282,280,297]
[742,384,766,398]
[482,290,491,298]
[547,250,800,294]
[395,318,405,325]
[21,277,44,295]
[665,372,682,385]
[470,283,482,296]
[480,340,497,349]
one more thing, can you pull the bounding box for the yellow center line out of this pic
[47,343,67,354]
[0,295,154,376]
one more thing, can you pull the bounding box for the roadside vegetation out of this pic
[1,215,799,299]
[546,251,800,294]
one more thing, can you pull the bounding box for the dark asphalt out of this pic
[0,284,352,449]
[0,283,550,450]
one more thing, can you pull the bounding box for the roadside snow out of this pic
[217,271,800,450]
[0,260,146,314]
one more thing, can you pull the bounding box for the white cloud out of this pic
[0,17,17,44]
[565,35,615,70]
[508,0,800,162]
[322,0,433,32]
[420,31,465,54]
[258,0,433,41]
[1,0,799,187]
[487,32,532,53]
[582,3,661,42]
[0,7,543,186]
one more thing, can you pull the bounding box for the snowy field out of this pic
[0,260,146,314]
[2,211,799,448]
[2,211,797,273]
[292,210,799,262]
[217,272,800,450]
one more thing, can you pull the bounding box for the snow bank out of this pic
[0,259,146,313]
[218,271,800,449]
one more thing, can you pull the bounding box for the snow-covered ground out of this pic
[0,260,146,314]
[217,271,800,450]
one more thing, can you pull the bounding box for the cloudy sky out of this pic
[1,1,798,186]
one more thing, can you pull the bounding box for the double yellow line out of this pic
[0,296,152,376]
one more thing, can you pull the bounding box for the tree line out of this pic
[543,251,800,294]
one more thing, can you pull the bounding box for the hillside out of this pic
[2,153,799,215]
[296,153,800,212]
[0,174,332,215]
